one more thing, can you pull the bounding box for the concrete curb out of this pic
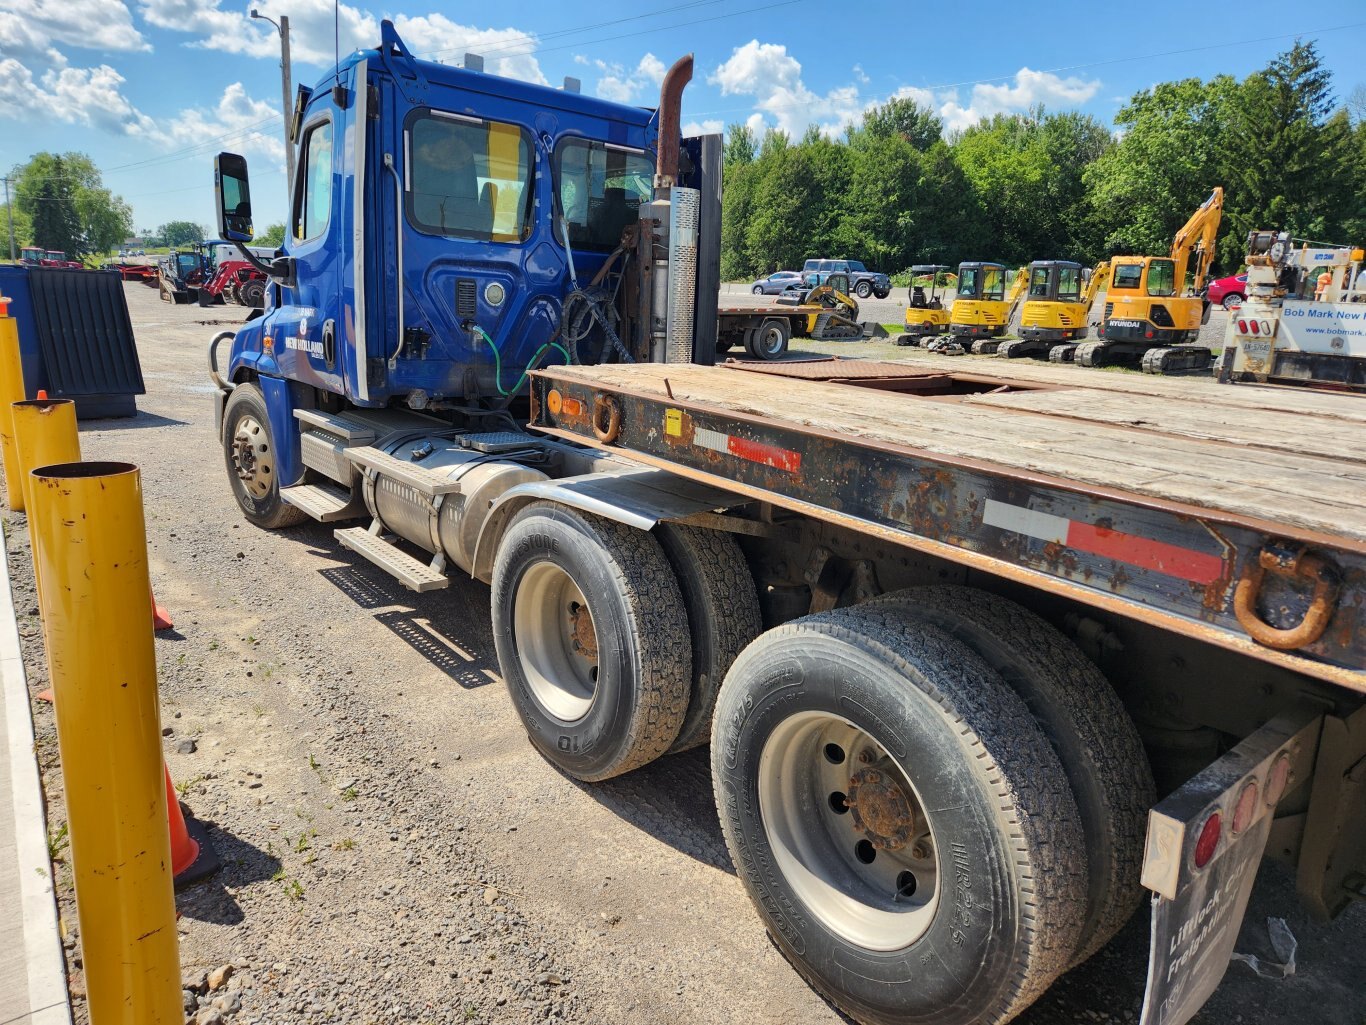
[1,528,72,1025]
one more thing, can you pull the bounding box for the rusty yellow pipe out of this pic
[12,399,80,516]
[0,316,27,509]
[29,461,181,1025]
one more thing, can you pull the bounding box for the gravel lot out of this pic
[7,281,1363,1025]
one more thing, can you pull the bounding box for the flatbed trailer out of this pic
[206,27,1365,1025]
[715,300,829,359]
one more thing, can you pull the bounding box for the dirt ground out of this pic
[8,281,1364,1025]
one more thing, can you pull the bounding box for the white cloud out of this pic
[708,40,863,138]
[136,0,549,83]
[0,57,159,135]
[682,118,723,136]
[593,53,665,104]
[938,68,1101,131]
[707,40,1101,139]
[393,13,545,84]
[0,0,147,59]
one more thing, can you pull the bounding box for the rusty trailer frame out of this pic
[527,368,1366,694]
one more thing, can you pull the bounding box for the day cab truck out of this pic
[208,24,1365,1025]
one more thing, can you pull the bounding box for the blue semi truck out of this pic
[207,23,1365,1025]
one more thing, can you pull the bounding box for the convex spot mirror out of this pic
[215,152,254,244]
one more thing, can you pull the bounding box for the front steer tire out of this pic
[492,503,692,782]
[712,605,1087,1025]
[221,382,307,529]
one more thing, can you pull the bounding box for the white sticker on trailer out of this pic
[1278,301,1366,356]
[981,499,1069,545]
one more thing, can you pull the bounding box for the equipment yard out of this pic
[5,280,1363,1025]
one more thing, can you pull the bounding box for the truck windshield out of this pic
[555,140,652,251]
[408,112,533,243]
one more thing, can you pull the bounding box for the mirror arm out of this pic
[233,242,296,290]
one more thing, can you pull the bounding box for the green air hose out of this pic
[469,323,571,397]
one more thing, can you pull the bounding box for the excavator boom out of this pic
[1170,187,1224,292]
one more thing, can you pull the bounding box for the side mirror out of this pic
[214,152,254,244]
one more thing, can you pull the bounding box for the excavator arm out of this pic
[1170,187,1224,293]
[1005,266,1029,318]
[1082,260,1111,312]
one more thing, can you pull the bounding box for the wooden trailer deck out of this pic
[530,357,1366,688]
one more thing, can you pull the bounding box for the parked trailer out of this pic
[206,24,1364,1025]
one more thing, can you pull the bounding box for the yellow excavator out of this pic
[895,264,952,345]
[1001,259,1110,360]
[1084,187,1224,374]
[926,262,1027,354]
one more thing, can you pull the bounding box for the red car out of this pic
[1206,272,1247,309]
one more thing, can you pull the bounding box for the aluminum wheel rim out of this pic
[513,562,598,723]
[759,711,940,950]
[231,414,274,499]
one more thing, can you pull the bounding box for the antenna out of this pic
[334,0,340,87]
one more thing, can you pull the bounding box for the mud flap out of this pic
[1138,713,1320,1025]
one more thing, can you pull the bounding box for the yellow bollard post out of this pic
[29,461,181,1025]
[0,314,28,510]
[11,399,80,515]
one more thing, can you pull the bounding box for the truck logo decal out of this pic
[693,426,801,474]
[983,499,1224,585]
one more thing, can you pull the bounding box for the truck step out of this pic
[280,481,367,522]
[334,525,449,592]
[344,446,463,498]
[294,408,377,444]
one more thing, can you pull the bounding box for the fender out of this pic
[470,468,741,582]
[257,376,310,487]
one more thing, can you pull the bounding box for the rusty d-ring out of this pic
[591,393,621,444]
[1233,548,1340,651]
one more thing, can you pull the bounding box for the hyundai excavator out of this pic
[1086,187,1223,374]
[1001,259,1110,360]
[926,261,1027,354]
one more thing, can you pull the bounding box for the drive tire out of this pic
[712,606,1087,1025]
[854,280,873,298]
[655,523,762,752]
[870,586,1153,964]
[221,382,307,529]
[492,503,691,782]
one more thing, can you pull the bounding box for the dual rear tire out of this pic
[488,507,1150,1025]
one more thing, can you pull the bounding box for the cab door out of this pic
[270,97,345,395]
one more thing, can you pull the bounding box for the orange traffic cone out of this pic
[164,763,218,887]
[151,587,173,631]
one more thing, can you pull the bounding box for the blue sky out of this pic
[1,0,1362,235]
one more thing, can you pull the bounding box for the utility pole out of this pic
[3,177,15,263]
[251,10,295,200]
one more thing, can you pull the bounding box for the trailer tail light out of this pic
[1145,329,1154,339]
[1260,320,1272,336]
[1237,319,1248,334]
[1231,781,1258,835]
[1192,811,1221,869]
[1249,320,1260,335]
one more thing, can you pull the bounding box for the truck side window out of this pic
[406,113,532,243]
[554,140,653,251]
[294,120,333,242]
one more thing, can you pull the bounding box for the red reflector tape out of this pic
[982,500,1224,584]
[694,427,801,473]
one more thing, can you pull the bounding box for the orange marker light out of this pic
[546,389,563,415]
[562,397,584,417]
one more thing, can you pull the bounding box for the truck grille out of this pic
[456,278,477,318]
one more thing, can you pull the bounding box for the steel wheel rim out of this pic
[759,324,785,356]
[231,414,274,499]
[758,711,940,950]
[513,561,599,722]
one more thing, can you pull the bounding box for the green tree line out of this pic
[722,42,1366,280]
[5,153,133,260]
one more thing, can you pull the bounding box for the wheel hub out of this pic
[231,415,273,499]
[569,600,598,660]
[846,762,917,851]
